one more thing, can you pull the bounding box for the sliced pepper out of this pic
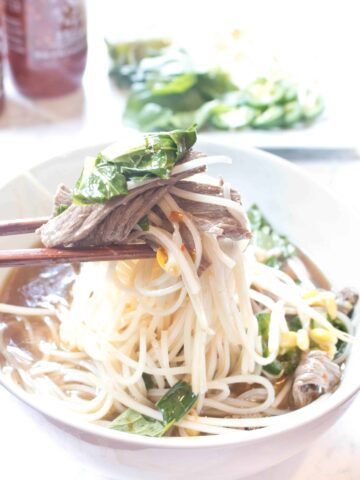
[211,106,257,130]
[252,105,284,129]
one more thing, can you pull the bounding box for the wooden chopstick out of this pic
[0,245,155,267]
[0,217,49,236]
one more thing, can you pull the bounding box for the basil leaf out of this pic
[248,204,296,268]
[125,102,173,131]
[156,380,198,423]
[73,155,128,205]
[110,409,173,437]
[150,73,197,96]
[73,127,196,204]
[110,380,197,437]
[110,126,197,179]
[197,70,237,99]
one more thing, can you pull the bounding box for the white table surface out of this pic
[0,1,359,478]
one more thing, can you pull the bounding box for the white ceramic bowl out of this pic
[0,140,359,480]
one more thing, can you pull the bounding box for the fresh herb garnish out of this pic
[110,409,173,437]
[110,380,197,437]
[138,216,150,232]
[72,126,197,205]
[55,204,69,216]
[107,40,324,132]
[257,312,301,376]
[248,204,296,268]
[287,315,302,332]
[328,315,348,359]
[73,155,128,205]
[156,380,198,424]
[142,372,155,389]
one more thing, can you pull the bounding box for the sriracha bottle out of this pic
[5,0,87,98]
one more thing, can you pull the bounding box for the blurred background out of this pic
[1,0,360,210]
[1,0,360,148]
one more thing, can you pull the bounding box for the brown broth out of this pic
[0,264,75,366]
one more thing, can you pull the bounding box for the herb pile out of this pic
[107,39,324,132]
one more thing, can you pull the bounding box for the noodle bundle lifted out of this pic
[0,126,358,437]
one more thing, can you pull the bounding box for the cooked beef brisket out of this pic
[38,154,251,249]
[291,350,341,408]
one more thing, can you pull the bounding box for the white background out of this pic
[0,1,359,478]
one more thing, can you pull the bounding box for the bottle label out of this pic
[6,0,87,68]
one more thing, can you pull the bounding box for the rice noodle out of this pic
[0,181,356,437]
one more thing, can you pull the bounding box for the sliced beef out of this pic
[37,166,205,248]
[291,350,341,408]
[38,152,251,250]
[335,287,359,316]
[175,180,241,202]
[52,184,72,214]
[172,181,251,241]
[75,186,168,247]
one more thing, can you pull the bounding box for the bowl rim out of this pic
[0,138,359,450]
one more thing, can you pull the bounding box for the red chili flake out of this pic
[170,211,184,223]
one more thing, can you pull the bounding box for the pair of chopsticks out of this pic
[0,217,154,267]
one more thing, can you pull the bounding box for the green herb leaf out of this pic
[328,315,348,359]
[150,73,197,96]
[110,380,197,438]
[142,372,155,389]
[110,409,173,437]
[169,100,222,130]
[73,127,197,204]
[197,70,237,99]
[257,312,285,376]
[55,204,69,216]
[126,102,173,131]
[73,155,128,205]
[257,312,271,357]
[257,312,301,376]
[287,315,302,332]
[248,204,296,268]
[156,380,198,423]
[106,38,171,63]
[109,126,197,178]
[264,360,284,376]
[278,348,301,374]
[138,216,150,232]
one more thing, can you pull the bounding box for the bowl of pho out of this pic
[0,127,359,480]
